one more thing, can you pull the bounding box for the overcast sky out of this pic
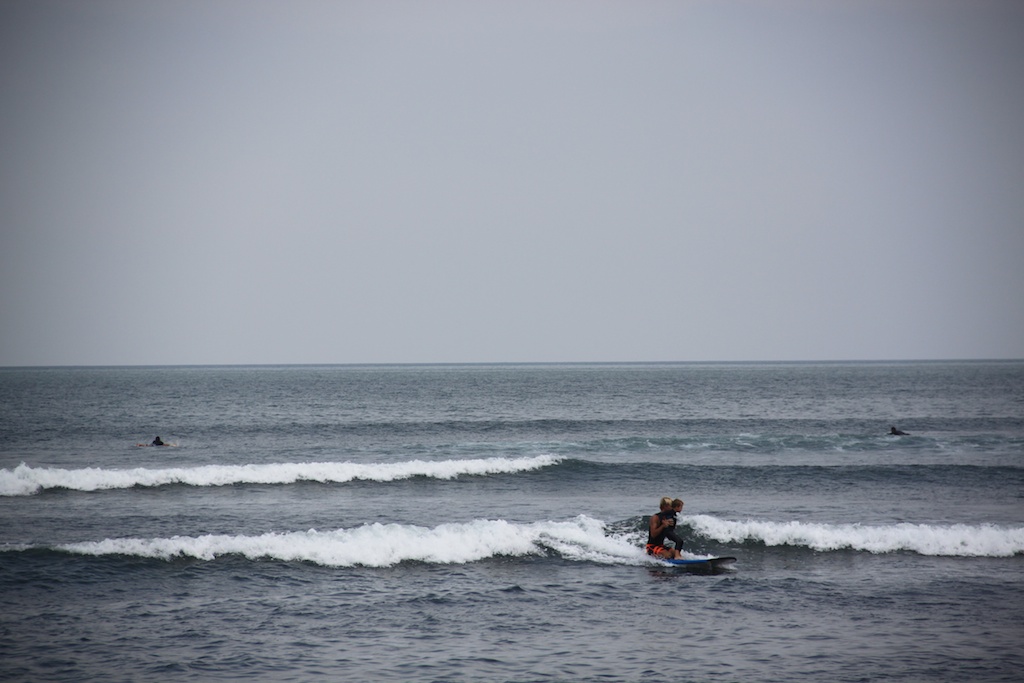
[2,0,1022,366]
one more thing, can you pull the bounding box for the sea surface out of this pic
[1,362,1022,682]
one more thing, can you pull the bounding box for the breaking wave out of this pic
[685,514,1024,557]
[8,512,1018,569]
[41,516,645,568]
[0,455,562,496]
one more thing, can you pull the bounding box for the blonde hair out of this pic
[659,496,673,509]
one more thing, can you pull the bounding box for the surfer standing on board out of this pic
[646,497,683,559]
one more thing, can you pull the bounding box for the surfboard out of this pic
[662,556,736,571]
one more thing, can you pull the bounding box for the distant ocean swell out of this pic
[185,417,1024,437]
[536,460,1024,494]
[5,516,1021,565]
[14,425,1016,456]
[373,431,1024,459]
[558,432,1024,454]
[0,455,562,496]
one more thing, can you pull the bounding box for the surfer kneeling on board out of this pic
[646,497,683,560]
[664,498,686,551]
[151,436,165,446]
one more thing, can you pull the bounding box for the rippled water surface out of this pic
[2,362,1022,681]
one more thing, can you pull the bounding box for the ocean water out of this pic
[1,362,1022,682]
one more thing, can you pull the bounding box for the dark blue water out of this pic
[2,362,1022,681]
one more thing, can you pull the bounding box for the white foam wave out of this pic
[54,516,645,568]
[687,514,1024,557]
[0,455,562,496]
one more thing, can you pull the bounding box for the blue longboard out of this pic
[662,556,736,571]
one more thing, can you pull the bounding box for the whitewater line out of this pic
[46,516,638,568]
[686,514,1024,557]
[0,455,562,496]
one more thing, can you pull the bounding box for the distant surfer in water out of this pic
[151,436,165,446]
[646,497,683,559]
[889,426,908,436]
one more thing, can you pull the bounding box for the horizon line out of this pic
[3,358,1023,370]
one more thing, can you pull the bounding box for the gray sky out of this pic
[2,0,1023,365]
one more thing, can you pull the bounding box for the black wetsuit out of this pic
[647,510,680,554]
[661,510,685,551]
[152,437,164,446]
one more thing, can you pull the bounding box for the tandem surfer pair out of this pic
[645,496,739,571]
[646,496,686,560]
